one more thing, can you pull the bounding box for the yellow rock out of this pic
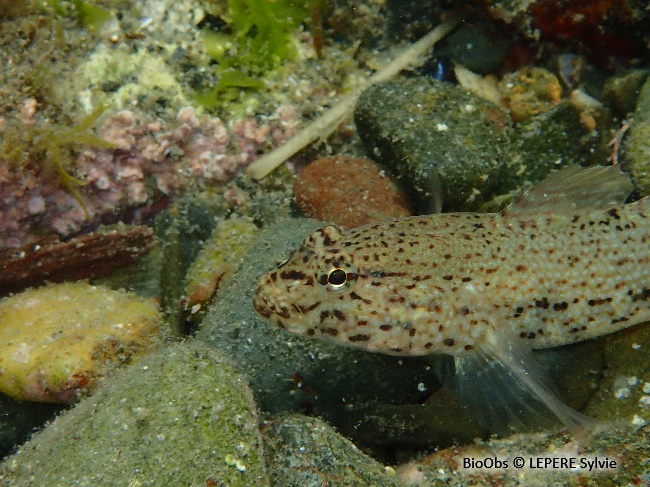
[0,282,164,404]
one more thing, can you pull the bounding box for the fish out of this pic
[253,165,650,434]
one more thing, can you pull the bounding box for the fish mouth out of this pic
[252,282,273,320]
[252,279,288,323]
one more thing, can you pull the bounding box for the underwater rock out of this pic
[196,218,439,425]
[0,340,268,486]
[623,119,650,198]
[499,67,562,122]
[436,22,511,75]
[293,155,411,228]
[355,77,512,212]
[355,76,594,213]
[502,101,595,193]
[183,216,259,324]
[583,320,650,423]
[601,69,650,117]
[0,394,61,459]
[263,414,399,487]
[395,419,649,486]
[0,282,164,403]
[623,77,650,198]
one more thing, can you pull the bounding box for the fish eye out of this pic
[328,268,347,286]
[318,266,358,292]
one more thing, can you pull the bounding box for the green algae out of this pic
[38,0,111,29]
[0,103,115,213]
[0,340,268,486]
[195,0,309,107]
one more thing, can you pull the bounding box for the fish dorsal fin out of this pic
[501,165,633,217]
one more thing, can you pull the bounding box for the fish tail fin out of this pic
[454,330,601,440]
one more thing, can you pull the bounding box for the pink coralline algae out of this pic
[0,103,300,249]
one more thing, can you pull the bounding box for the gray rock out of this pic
[437,23,511,75]
[355,77,595,212]
[0,341,268,487]
[621,75,650,198]
[355,77,512,212]
[263,414,400,487]
[503,101,592,192]
[601,69,650,116]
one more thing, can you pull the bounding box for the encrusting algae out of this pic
[254,165,650,435]
[0,281,164,403]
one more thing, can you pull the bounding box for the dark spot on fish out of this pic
[350,292,372,304]
[535,297,550,309]
[369,270,407,278]
[349,334,370,342]
[553,301,568,311]
[380,324,393,331]
[306,328,315,336]
[444,338,455,347]
[611,316,629,324]
[464,344,473,350]
[324,327,339,336]
[424,342,433,349]
[319,310,330,322]
[458,306,470,315]
[516,265,527,272]
[333,309,345,321]
[443,275,453,281]
[608,208,620,220]
[632,288,650,302]
[461,277,472,282]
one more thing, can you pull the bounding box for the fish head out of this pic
[254,224,359,333]
[253,223,439,355]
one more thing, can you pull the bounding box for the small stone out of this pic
[0,282,164,403]
[623,118,650,198]
[263,414,399,487]
[500,67,562,122]
[355,77,512,212]
[293,155,411,229]
[0,341,267,486]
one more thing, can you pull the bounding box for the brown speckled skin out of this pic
[254,199,650,357]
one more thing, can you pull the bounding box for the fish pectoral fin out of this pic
[454,329,600,439]
[501,164,633,217]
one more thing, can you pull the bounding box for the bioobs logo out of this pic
[462,456,508,470]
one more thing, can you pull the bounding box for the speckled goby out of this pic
[253,165,650,435]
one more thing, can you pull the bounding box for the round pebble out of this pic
[0,282,164,403]
[293,155,411,228]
